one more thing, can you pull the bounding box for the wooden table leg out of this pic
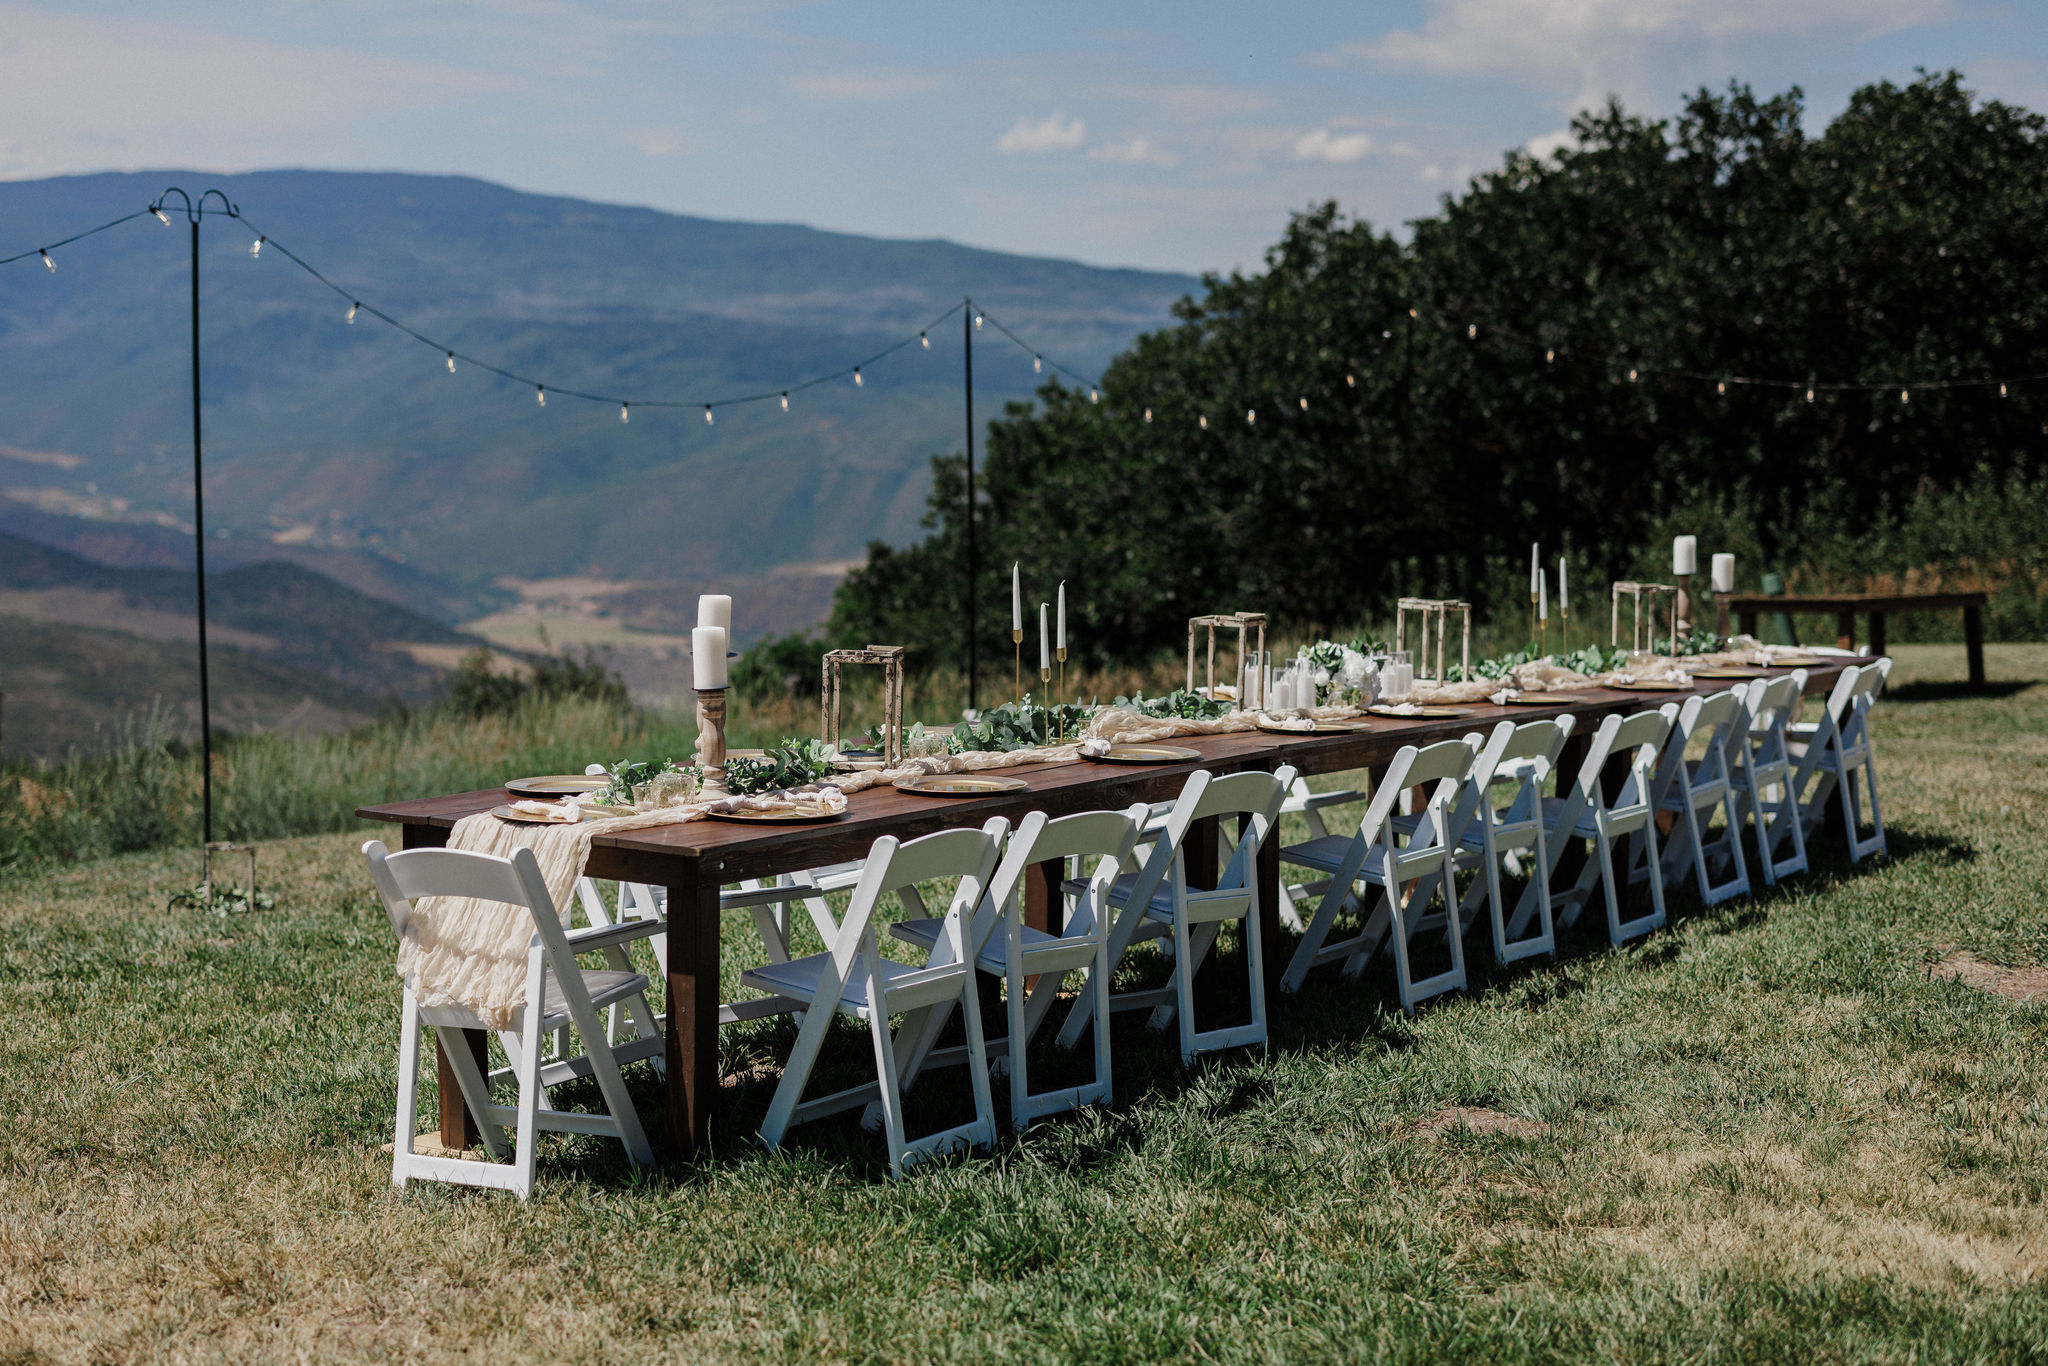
[666,858,722,1158]
[1836,609,1856,653]
[1022,859,1063,990]
[437,1033,486,1149]
[1868,611,1886,661]
[1964,605,1985,687]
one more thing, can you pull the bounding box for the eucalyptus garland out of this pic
[724,737,837,795]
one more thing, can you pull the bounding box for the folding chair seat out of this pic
[1451,715,1574,965]
[1053,766,1296,1065]
[1279,737,1480,1013]
[1789,660,1889,863]
[742,821,1006,1176]
[363,841,665,1200]
[1508,705,1677,946]
[1275,774,1367,929]
[892,803,1150,1126]
[1733,671,1811,885]
[1639,688,1752,906]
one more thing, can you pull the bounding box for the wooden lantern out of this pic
[822,644,907,767]
[1610,581,1679,655]
[1394,597,1472,682]
[1185,612,1267,709]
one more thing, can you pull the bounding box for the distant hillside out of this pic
[0,170,1197,617]
[0,529,490,756]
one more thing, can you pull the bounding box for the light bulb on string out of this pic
[1089,388,1099,404]
[39,250,53,273]
[536,385,546,407]
[1900,389,1909,404]
[1717,380,1726,395]
[1143,407,1152,423]
[1033,355,1042,374]
[1627,367,1638,382]
[1246,408,1256,426]
[1407,307,1417,318]
[704,405,714,425]
[780,392,789,411]
[1198,415,1208,430]
[853,367,863,387]
[1298,396,1308,411]
[974,313,983,329]
[1545,348,1555,363]
[1346,373,1356,388]
[346,302,358,324]
[152,207,170,226]
[920,332,929,349]
[250,236,264,259]
[1806,388,1815,403]
[620,404,629,424]
[2001,383,2009,398]
[1467,323,1477,339]
[446,352,456,373]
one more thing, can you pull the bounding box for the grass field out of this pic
[2,644,2044,1363]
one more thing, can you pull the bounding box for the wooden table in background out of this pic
[357,659,1857,1159]
[1723,591,1985,685]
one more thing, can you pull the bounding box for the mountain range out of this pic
[0,170,1196,756]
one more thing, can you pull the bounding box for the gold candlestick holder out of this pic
[1040,665,1052,742]
[1529,592,1538,649]
[1056,646,1068,740]
[1558,604,1569,659]
[1012,628,1023,706]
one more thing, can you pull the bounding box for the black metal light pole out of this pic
[151,187,238,845]
[963,295,977,712]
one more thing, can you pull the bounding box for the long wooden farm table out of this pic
[1723,591,1986,685]
[358,658,1861,1159]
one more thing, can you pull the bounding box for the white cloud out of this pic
[784,71,943,102]
[1293,128,1372,163]
[1327,0,1952,113]
[1523,128,1576,161]
[1088,136,1178,167]
[997,112,1087,155]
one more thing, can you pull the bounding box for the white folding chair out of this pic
[1509,705,1676,946]
[363,841,664,1200]
[1276,774,1367,929]
[892,803,1150,1127]
[1278,737,1480,1014]
[1454,715,1574,965]
[1790,659,1889,863]
[1733,671,1812,885]
[742,821,1006,1176]
[1058,766,1295,1065]
[1634,689,1753,907]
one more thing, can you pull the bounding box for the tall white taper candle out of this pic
[1012,563,1022,633]
[1057,581,1066,649]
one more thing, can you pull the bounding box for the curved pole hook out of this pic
[148,187,240,223]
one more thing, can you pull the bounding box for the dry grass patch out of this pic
[1931,952,2048,1002]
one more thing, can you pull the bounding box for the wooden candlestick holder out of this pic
[693,687,728,775]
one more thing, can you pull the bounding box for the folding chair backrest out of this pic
[1401,736,1479,799]
[1190,766,1296,892]
[840,821,1007,971]
[1750,671,1804,725]
[364,843,553,946]
[1686,688,1747,783]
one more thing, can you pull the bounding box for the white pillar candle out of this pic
[1711,553,1735,593]
[1012,563,1022,633]
[1558,556,1567,610]
[1673,535,1697,576]
[1057,581,1066,650]
[1539,569,1548,621]
[1530,542,1539,595]
[691,626,728,689]
[696,594,731,632]
[1038,602,1049,671]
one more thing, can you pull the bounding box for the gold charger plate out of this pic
[893,774,1030,797]
[505,774,608,798]
[1255,719,1370,735]
[1766,655,1829,667]
[1688,666,1768,679]
[1608,679,1691,692]
[1499,693,1579,706]
[491,802,633,825]
[705,806,844,824]
[1083,743,1202,765]
[1367,705,1472,719]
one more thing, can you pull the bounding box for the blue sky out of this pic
[1,1,2043,272]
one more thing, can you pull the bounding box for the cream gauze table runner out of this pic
[395,789,843,1028]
